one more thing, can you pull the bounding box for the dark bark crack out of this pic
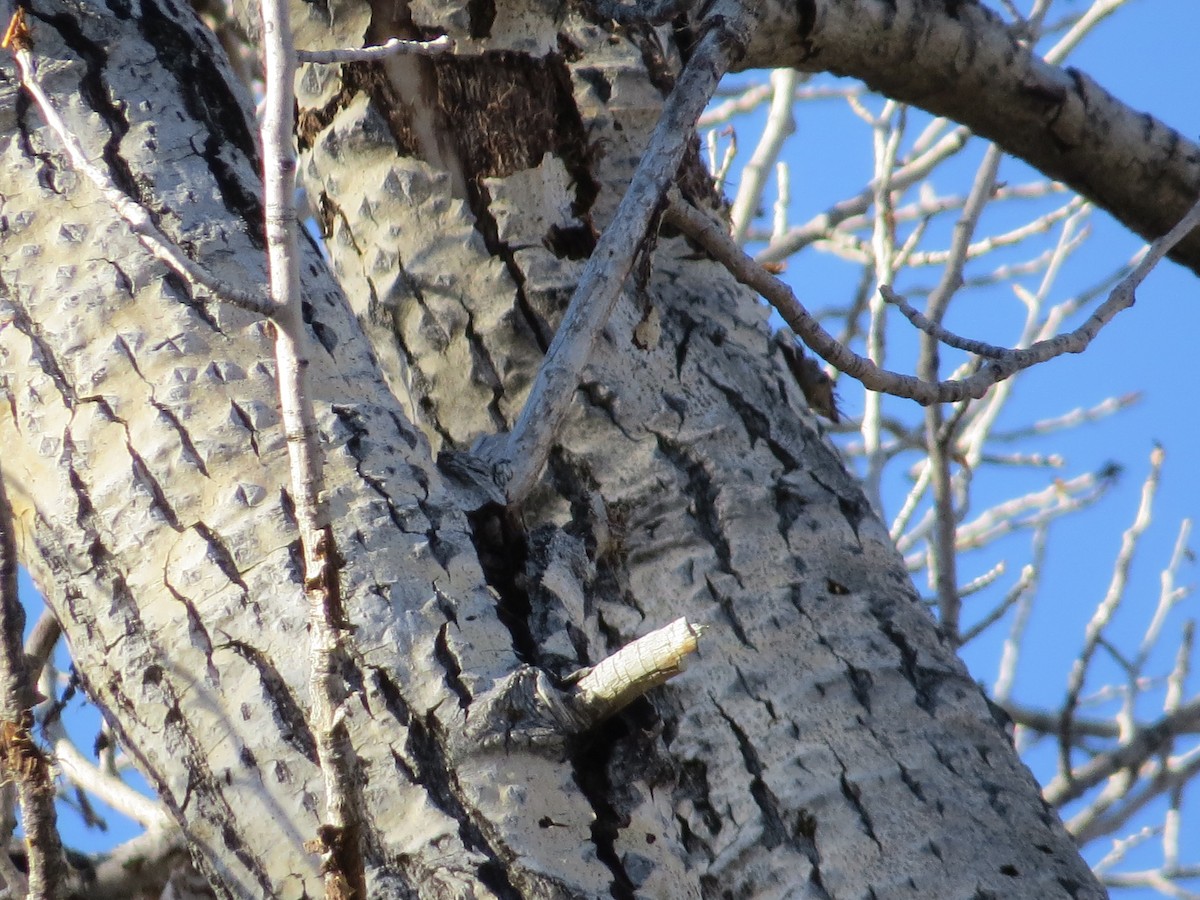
[161,565,219,684]
[4,295,75,403]
[34,7,138,199]
[808,471,866,543]
[570,717,638,900]
[873,614,944,716]
[460,304,510,433]
[229,401,261,457]
[712,700,790,850]
[192,522,249,592]
[133,0,265,245]
[403,709,522,900]
[650,431,741,586]
[836,767,883,852]
[219,639,318,764]
[465,503,537,664]
[703,574,753,649]
[699,365,800,473]
[329,405,421,538]
[434,622,472,710]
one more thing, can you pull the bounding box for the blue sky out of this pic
[14,0,1200,894]
[981,4,1200,888]
[746,1,1200,893]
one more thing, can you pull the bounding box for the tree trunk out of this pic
[0,0,1127,897]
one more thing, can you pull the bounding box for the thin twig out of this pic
[1093,826,1162,874]
[862,101,904,513]
[744,180,1067,250]
[757,125,973,263]
[259,0,364,894]
[41,716,168,829]
[902,196,1085,267]
[994,528,1044,709]
[668,195,1200,408]
[1058,446,1164,792]
[921,143,1002,642]
[729,68,797,244]
[960,563,1033,645]
[991,392,1140,443]
[772,161,789,242]
[1069,750,1200,845]
[1043,0,1130,65]
[9,41,271,317]
[0,462,66,898]
[487,0,759,504]
[900,465,1112,570]
[1045,702,1200,809]
[699,78,854,127]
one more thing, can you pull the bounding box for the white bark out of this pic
[1,0,1169,897]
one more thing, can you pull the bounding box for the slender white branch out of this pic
[1043,0,1130,65]
[1058,445,1164,787]
[42,717,169,829]
[758,125,973,263]
[0,459,62,897]
[861,101,904,514]
[259,0,364,894]
[667,196,1195,408]
[729,67,797,244]
[919,143,1001,642]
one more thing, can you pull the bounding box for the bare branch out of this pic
[1057,445,1165,793]
[921,143,1002,642]
[1042,698,1200,809]
[8,40,271,317]
[861,100,905,512]
[1069,749,1200,846]
[699,78,859,128]
[1042,0,1131,65]
[260,0,364,893]
[748,0,1200,274]
[486,0,759,504]
[991,393,1141,443]
[960,563,1032,646]
[757,125,973,263]
[570,618,706,726]
[42,714,168,829]
[901,197,1086,268]
[668,194,1199,410]
[729,68,797,243]
[0,459,65,898]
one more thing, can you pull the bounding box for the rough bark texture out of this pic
[0,0,1134,897]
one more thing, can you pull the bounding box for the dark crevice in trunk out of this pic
[570,717,638,900]
[465,503,537,664]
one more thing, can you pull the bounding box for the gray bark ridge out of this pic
[292,1,1104,897]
